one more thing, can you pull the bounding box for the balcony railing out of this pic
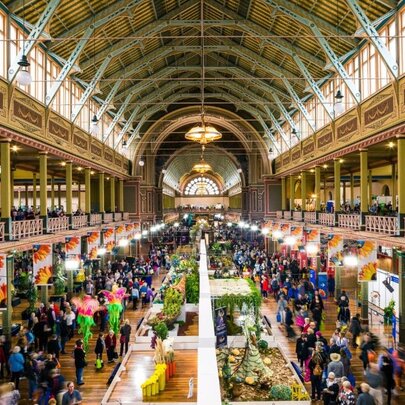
[114,212,122,222]
[0,222,5,242]
[284,211,292,220]
[123,212,129,221]
[47,217,69,233]
[11,219,43,240]
[72,215,88,229]
[365,215,398,235]
[304,211,317,224]
[90,213,102,226]
[293,211,303,222]
[318,213,335,227]
[103,213,113,223]
[276,211,283,219]
[338,214,361,231]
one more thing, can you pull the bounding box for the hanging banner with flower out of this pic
[357,240,377,282]
[125,223,135,239]
[33,244,53,285]
[87,231,101,260]
[0,254,7,308]
[103,227,115,252]
[305,228,320,244]
[115,224,125,238]
[327,234,344,267]
[65,236,81,255]
[291,226,303,250]
[271,222,281,241]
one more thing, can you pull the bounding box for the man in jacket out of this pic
[73,340,86,385]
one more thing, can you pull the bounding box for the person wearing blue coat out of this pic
[8,346,25,389]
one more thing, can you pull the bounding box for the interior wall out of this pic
[175,196,229,208]
[229,193,242,209]
[163,194,175,209]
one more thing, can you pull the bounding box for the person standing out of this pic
[379,348,395,405]
[105,330,117,363]
[8,347,25,390]
[95,333,105,364]
[73,340,86,386]
[308,347,325,401]
[119,319,132,357]
[349,314,362,348]
[61,381,82,405]
[356,383,375,405]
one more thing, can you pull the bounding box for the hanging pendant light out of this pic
[334,90,344,115]
[192,145,212,173]
[16,54,32,86]
[89,114,99,136]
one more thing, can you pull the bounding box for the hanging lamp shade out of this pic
[192,157,212,174]
[185,124,222,144]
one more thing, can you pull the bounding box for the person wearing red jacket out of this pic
[105,330,117,363]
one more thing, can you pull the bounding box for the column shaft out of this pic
[0,142,11,218]
[85,168,91,214]
[77,182,81,210]
[350,173,354,207]
[368,169,373,207]
[110,177,116,212]
[360,150,368,214]
[289,175,294,210]
[66,163,73,215]
[398,138,405,215]
[32,173,37,211]
[119,179,124,212]
[25,184,29,207]
[392,163,397,211]
[39,153,48,217]
[281,177,286,210]
[399,252,405,344]
[315,167,321,211]
[301,172,307,211]
[334,159,341,211]
[342,181,346,205]
[58,184,62,207]
[50,176,55,209]
[99,173,105,213]
[10,169,14,208]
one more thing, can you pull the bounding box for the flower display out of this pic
[358,262,377,282]
[306,229,320,242]
[35,266,53,285]
[105,241,115,252]
[358,241,375,258]
[328,235,342,248]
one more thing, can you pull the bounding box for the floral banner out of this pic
[305,228,320,244]
[65,236,81,255]
[33,244,53,285]
[327,234,344,267]
[291,226,304,250]
[0,254,7,308]
[125,223,135,239]
[103,227,115,252]
[358,240,377,282]
[280,223,291,236]
[87,231,101,260]
[115,224,125,238]
[271,222,281,241]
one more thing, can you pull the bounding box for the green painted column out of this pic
[399,251,405,344]
[32,173,37,211]
[368,169,373,207]
[58,184,62,208]
[66,162,72,215]
[0,141,11,219]
[25,184,29,207]
[2,255,14,336]
[39,153,48,217]
[334,159,341,212]
[360,149,368,215]
[289,175,294,211]
[281,177,286,211]
[119,179,124,212]
[360,282,369,325]
[315,166,321,212]
[50,176,55,209]
[77,182,81,210]
[350,173,355,208]
[85,168,91,214]
[398,137,405,236]
[392,163,397,211]
[110,176,116,212]
[10,169,14,208]
[99,173,105,213]
[301,172,307,211]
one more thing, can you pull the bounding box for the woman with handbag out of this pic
[119,319,132,357]
[105,330,117,363]
[73,340,86,386]
[95,333,105,369]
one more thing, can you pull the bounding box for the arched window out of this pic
[183,177,220,196]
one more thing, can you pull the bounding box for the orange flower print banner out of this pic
[357,240,377,282]
[125,223,135,239]
[327,234,344,267]
[0,254,7,308]
[87,231,100,260]
[103,227,115,252]
[65,236,81,255]
[33,244,53,285]
[305,228,320,243]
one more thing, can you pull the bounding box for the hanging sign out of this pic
[33,244,53,285]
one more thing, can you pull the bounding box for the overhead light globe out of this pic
[273,230,283,239]
[134,232,142,240]
[185,125,222,144]
[16,54,32,86]
[250,225,258,231]
[285,236,297,246]
[334,90,344,115]
[343,254,358,267]
[306,243,318,255]
[261,227,269,235]
[118,239,129,247]
[89,114,99,136]
[139,158,145,167]
[192,158,212,174]
[97,247,107,256]
[65,258,80,270]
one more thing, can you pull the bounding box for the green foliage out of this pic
[211,242,223,255]
[215,278,262,321]
[27,281,38,312]
[153,321,169,340]
[226,320,242,335]
[269,385,292,401]
[179,258,199,273]
[186,273,199,304]
[257,339,268,351]
[162,288,183,318]
[53,263,67,295]
[170,254,181,268]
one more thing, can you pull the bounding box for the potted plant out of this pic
[53,263,67,295]
[383,299,395,325]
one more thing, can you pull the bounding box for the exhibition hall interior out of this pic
[0,0,404,404]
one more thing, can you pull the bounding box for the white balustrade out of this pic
[123,212,129,221]
[103,213,113,223]
[365,215,398,235]
[318,213,335,227]
[293,211,303,221]
[72,215,88,229]
[276,211,283,219]
[304,211,316,224]
[338,214,361,231]
[11,219,43,240]
[0,222,4,242]
[90,214,102,226]
[283,211,292,220]
[47,217,69,233]
[114,212,122,222]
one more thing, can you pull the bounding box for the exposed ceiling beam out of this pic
[7,0,38,13]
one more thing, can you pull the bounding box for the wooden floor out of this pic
[108,350,198,403]
[261,291,405,404]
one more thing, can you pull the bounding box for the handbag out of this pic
[276,312,281,323]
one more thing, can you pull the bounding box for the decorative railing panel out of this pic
[123,212,129,221]
[103,213,113,223]
[318,213,335,227]
[11,219,43,240]
[283,211,292,220]
[276,211,283,219]
[304,212,316,224]
[293,211,303,222]
[72,215,88,229]
[365,215,398,235]
[114,212,122,222]
[47,217,69,233]
[338,214,361,231]
[0,222,5,242]
[90,214,102,226]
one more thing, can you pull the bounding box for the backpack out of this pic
[313,362,322,376]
